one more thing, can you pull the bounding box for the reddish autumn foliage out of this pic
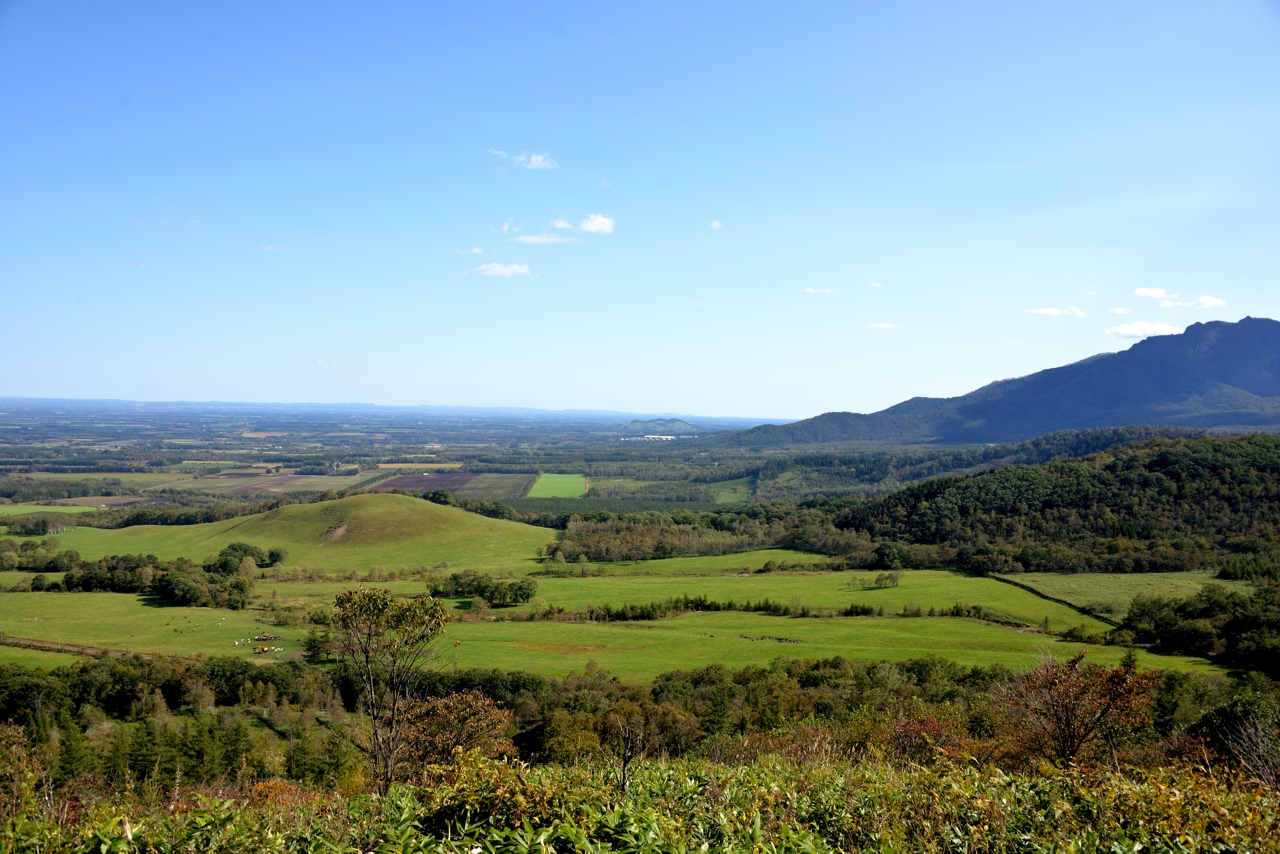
[402,691,515,772]
[997,651,1158,767]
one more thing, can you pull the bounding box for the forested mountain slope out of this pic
[718,317,1280,446]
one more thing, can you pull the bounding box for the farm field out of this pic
[6,493,551,571]
[169,471,375,495]
[517,570,1111,631]
[442,612,1215,681]
[586,549,826,576]
[0,590,1214,679]
[15,472,195,488]
[0,593,283,659]
[709,477,754,503]
[1014,571,1249,614]
[375,463,463,470]
[528,473,586,498]
[0,645,86,668]
[374,472,534,499]
[0,503,100,516]
[252,566,1110,631]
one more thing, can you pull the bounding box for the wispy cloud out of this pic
[513,152,558,170]
[455,247,483,255]
[1025,306,1087,317]
[580,214,615,234]
[261,245,288,252]
[474,263,531,277]
[487,148,507,158]
[709,219,722,230]
[804,287,840,294]
[869,282,884,288]
[515,234,575,244]
[1105,321,1183,339]
[1109,307,1131,315]
[1161,295,1226,310]
[866,322,899,329]
[1135,287,1173,299]
[553,219,575,229]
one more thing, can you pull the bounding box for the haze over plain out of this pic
[1,2,1278,417]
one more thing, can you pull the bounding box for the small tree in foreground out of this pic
[997,650,1157,767]
[333,588,449,795]
[402,691,513,774]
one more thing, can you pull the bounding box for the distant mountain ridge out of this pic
[719,317,1280,446]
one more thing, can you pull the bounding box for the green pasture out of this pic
[0,645,85,668]
[8,493,551,572]
[444,612,1216,682]
[587,549,825,576]
[523,570,1111,632]
[528,474,586,498]
[0,504,99,516]
[1014,572,1250,615]
[253,566,1110,634]
[709,478,754,503]
[17,472,194,488]
[0,593,283,659]
[0,589,1216,681]
[0,572,66,585]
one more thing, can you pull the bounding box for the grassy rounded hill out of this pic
[27,493,550,571]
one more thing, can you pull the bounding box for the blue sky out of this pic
[1,2,1278,419]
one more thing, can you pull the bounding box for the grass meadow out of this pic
[442,612,1214,681]
[16,472,195,488]
[0,503,100,516]
[1015,571,1250,613]
[528,473,587,498]
[6,493,551,572]
[0,592,281,659]
[0,589,1214,680]
[0,644,87,668]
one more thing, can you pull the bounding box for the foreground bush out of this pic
[6,754,1278,853]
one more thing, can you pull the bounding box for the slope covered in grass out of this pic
[23,493,551,572]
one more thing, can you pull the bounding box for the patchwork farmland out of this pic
[374,472,535,499]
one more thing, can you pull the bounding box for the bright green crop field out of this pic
[528,474,586,498]
[7,493,551,572]
[523,570,1111,632]
[0,504,100,516]
[442,612,1215,681]
[0,590,1214,679]
[0,593,284,659]
[0,645,86,668]
[1014,571,1250,614]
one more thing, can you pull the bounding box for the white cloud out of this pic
[804,287,840,294]
[869,282,884,288]
[1109,307,1132,315]
[1160,295,1226,310]
[513,152,558,169]
[1025,306,1087,317]
[1135,287,1173,299]
[1088,291,1098,296]
[261,245,288,252]
[487,148,507,158]
[866,322,899,329]
[1105,321,1183,339]
[580,214,615,234]
[474,263,531,277]
[553,219,575,229]
[709,219,722,230]
[515,234,575,244]
[454,247,483,255]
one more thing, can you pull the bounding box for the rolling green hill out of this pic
[14,493,552,571]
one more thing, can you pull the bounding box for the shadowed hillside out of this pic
[718,317,1280,446]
